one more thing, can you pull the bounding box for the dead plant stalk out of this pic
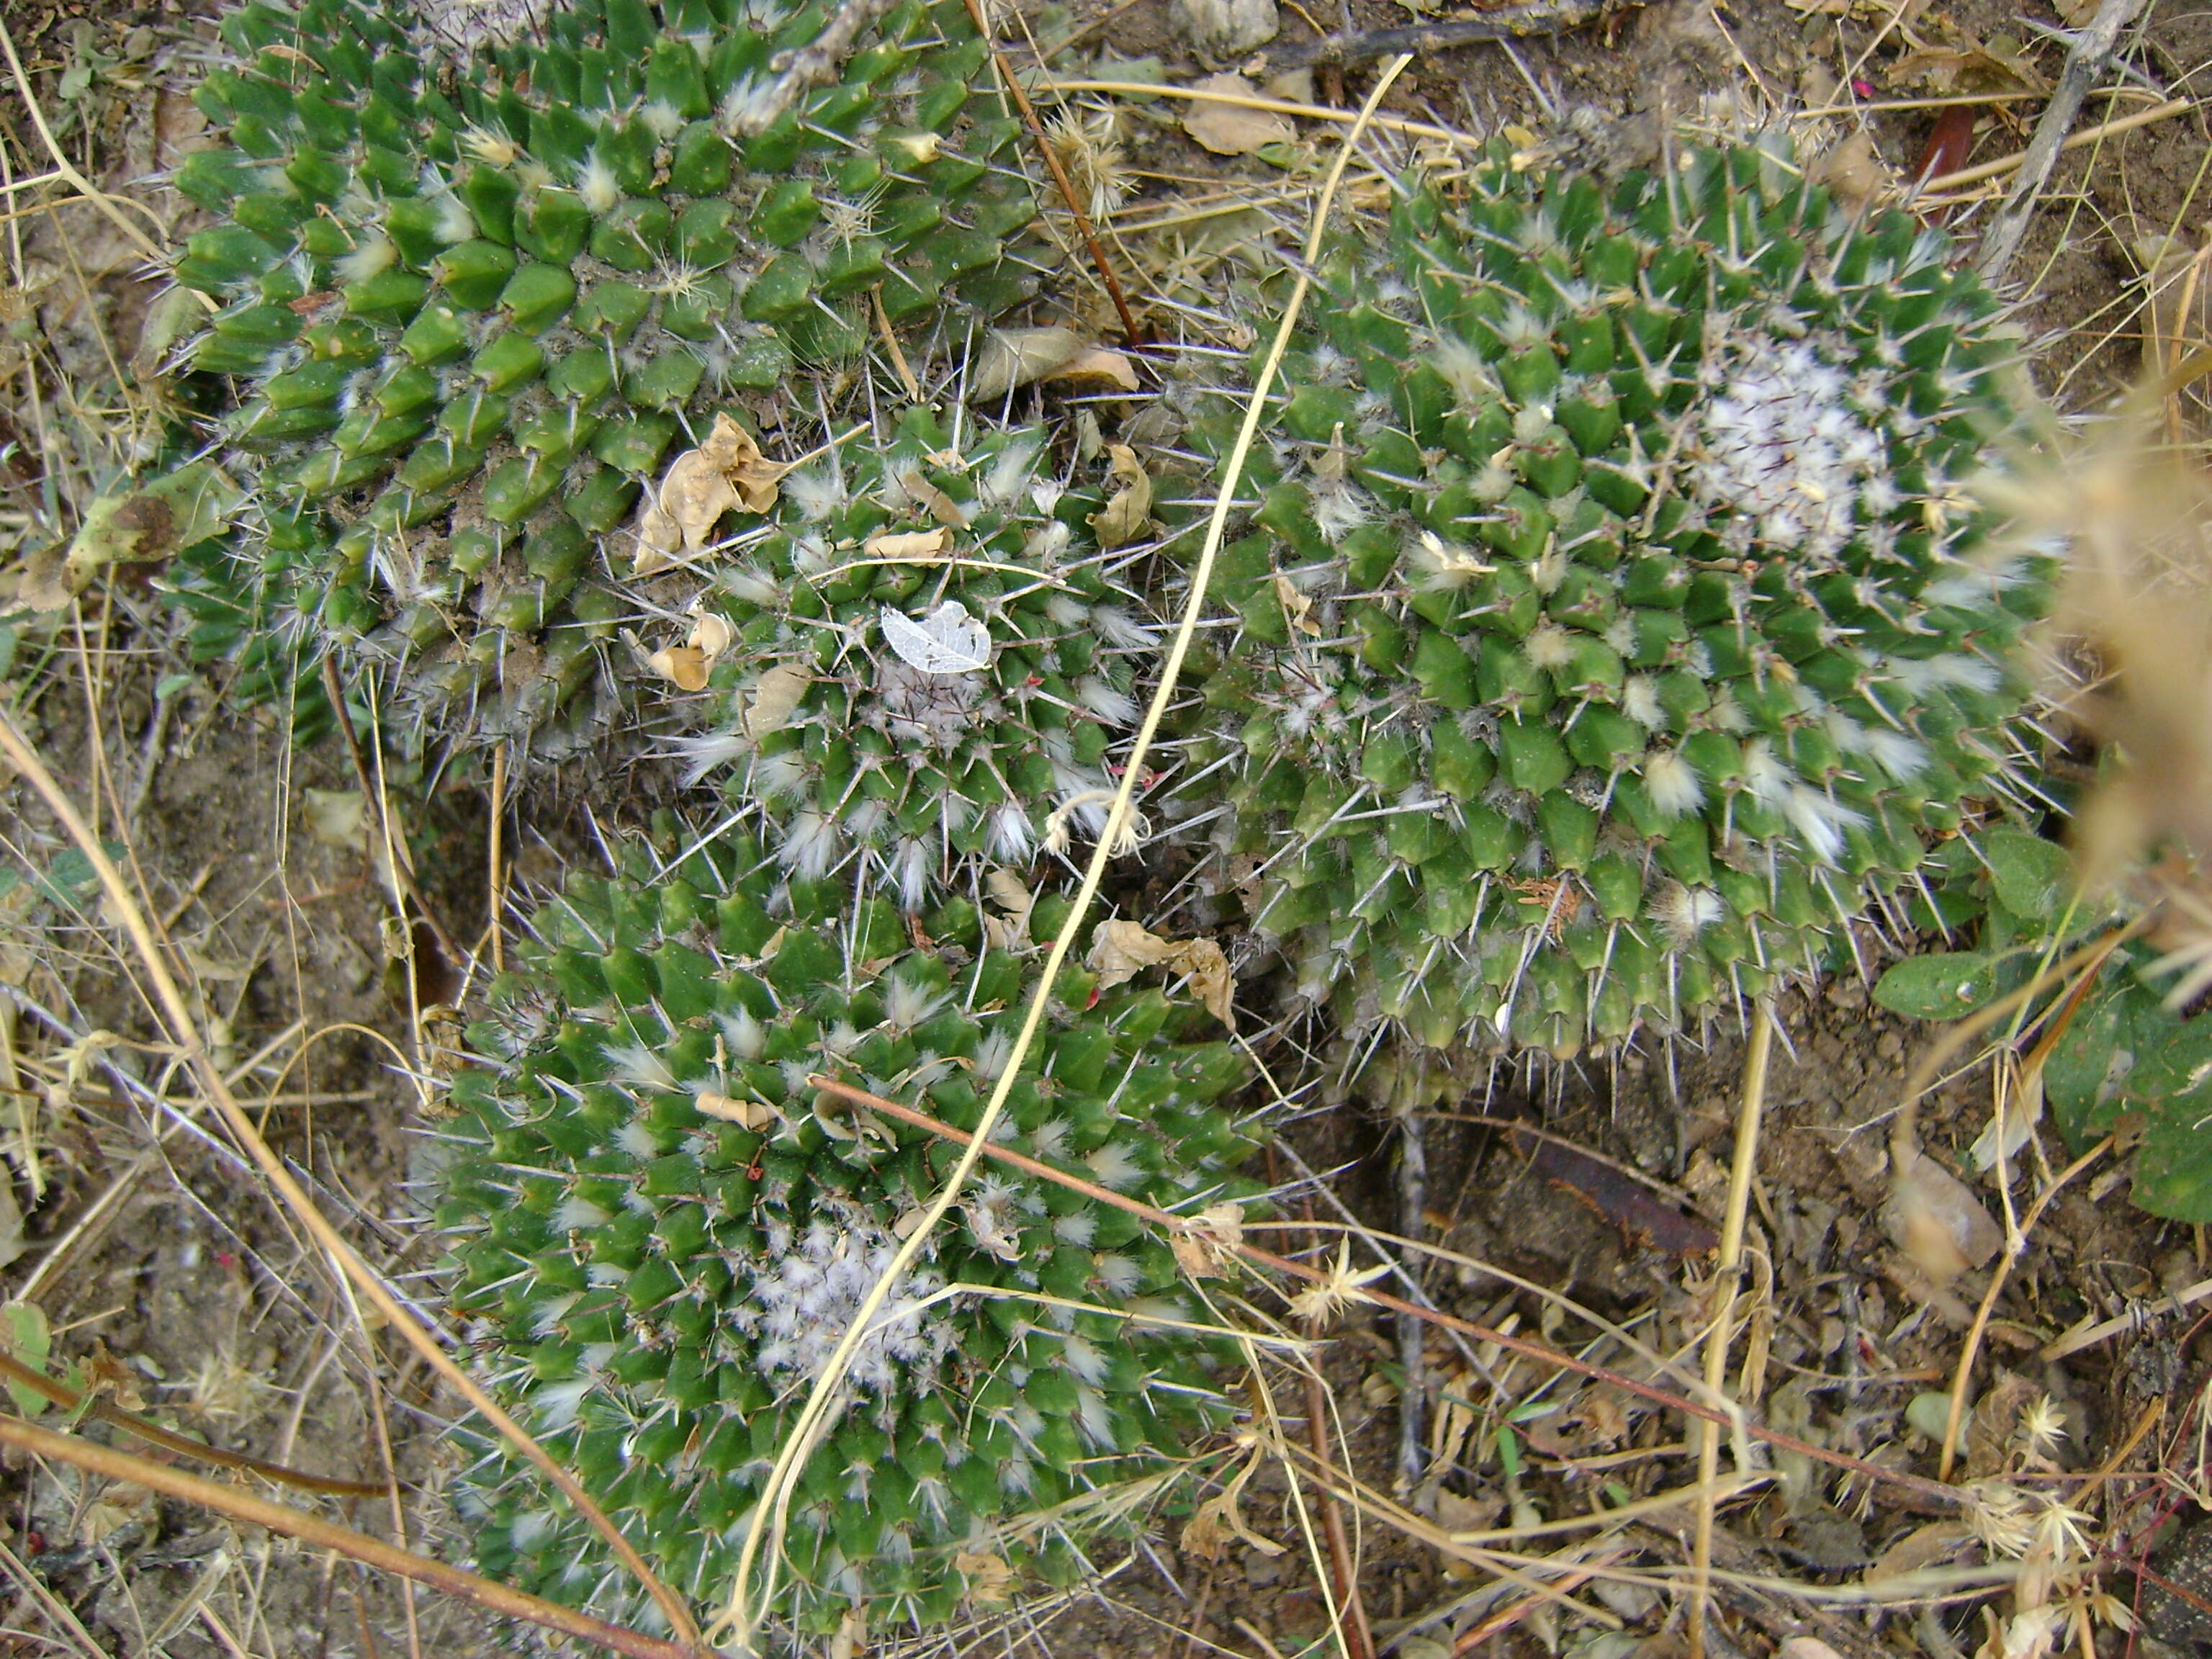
[1688,998,1774,1659]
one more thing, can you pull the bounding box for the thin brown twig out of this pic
[0,1341,388,1498]
[0,1411,694,1659]
[0,709,706,1653]
[809,1074,1968,1509]
[961,0,1145,344]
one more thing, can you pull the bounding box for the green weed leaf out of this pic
[1873,952,2001,1020]
[1983,827,2072,922]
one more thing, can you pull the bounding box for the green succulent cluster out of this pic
[436,830,1257,1635]
[665,407,1156,905]
[1168,135,2046,1054]
[158,0,1038,752]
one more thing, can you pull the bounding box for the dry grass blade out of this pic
[0,708,708,1654]
[708,60,1419,1648]
[0,1411,694,1659]
[1686,999,1774,1659]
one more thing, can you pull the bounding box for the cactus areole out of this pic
[165,0,1038,751]
[1177,136,2047,1055]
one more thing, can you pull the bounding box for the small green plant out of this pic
[433,826,1258,1635]
[152,0,1038,753]
[1166,133,2046,1053]
[663,407,1155,904]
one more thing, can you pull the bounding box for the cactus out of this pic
[662,406,1156,904]
[1166,135,2047,1054]
[432,828,1257,1636]
[158,0,1039,752]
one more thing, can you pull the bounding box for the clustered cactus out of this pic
[664,407,1156,906]
[143,0,2069,1622]
[159,0,1038,752]
[1165,136,2046,1055]
[436,832,1257,1635]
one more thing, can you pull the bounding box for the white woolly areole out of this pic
[1694,336,1892,561]
[732,1210,955,1397]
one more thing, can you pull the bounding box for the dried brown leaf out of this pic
[968,326,1084,402]
[696,1090,776,1130]
[862,526,953,562]
[1043,347,1141,393]
[1182,72,1293,156]
[740,662,811,741]
[1085,918,1235,1028]
[1169,1200,1245,1280]
[649,644,711,692]
[901,468,970,529]
[1088,443,1154,551]
[631,413,788,575]
[1274,572,1320,636]
[1179,1455,1283,1562]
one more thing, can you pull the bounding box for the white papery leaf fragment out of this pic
[879,600,992,675]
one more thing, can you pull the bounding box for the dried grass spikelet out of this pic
[1985,403,2212,1000]
[1044,107,1130,225]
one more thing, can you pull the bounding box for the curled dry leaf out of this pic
[648,644,710,691]
[862,526,953,562]
[695,1089,776,1130]
[968,325,1084,401]
[1274,572,1320,637]
[1182,72,1293,156]
[1179,1452,1285,1562]
[35,461,244,611]
[952,1551,1013,1604]
[689,610,736,666]
[1087,918,1235,1028]
[981,866,1036,952]
[1884,1145,2003,1287]
[1168,1200,1245,1280]
[1043,347,1141,394]
[1089,443,1154,551]
[631,413,789,575]
[740,662,812,741]
[649,608,736,693]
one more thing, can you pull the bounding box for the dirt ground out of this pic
[0,0,2205,1654]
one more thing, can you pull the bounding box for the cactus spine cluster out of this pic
[666,408,1156,905]
[161,0,1038,751]
[437,831,1256,1636]
[1170,136,2044,1054]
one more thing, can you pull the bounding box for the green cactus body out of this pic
[668,409,1156,904]
[1171,136,2047,1055]
[436,832,1256,1634]
[162,0,1038,752]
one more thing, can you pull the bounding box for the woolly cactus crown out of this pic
[161,0,1038,752]
[434,827,1257,1635]
[1169,135,2046,1055]
[663,405,1156,907]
